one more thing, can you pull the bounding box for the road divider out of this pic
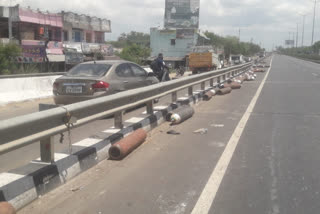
[0,75,61,106]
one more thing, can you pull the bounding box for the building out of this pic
[150,28,198,67]
[0,5,112,65]
[0,5,64,63]
[60,11,111,44]
[149,0,200,68]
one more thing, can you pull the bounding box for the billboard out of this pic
[285,40,295,46]
[164,0,200,29]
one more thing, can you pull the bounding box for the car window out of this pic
[129,64,147,77]
[66,64,111,77]
[115,63,133,77]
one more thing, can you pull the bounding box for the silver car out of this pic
[53,60,159,105]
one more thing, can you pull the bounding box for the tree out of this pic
[108,31,150,48]
[118,43,151,65]
[0,43,21,75]
[203,31,262,58]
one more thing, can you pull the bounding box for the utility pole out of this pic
[301,14,307,47]
[311,0,318,45]
[8,7,12,40]
[238,28,241,42]
[296,23,299,48]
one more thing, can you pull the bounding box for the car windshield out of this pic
[66,64,112,77]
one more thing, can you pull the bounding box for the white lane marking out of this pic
[73,138,102,147]
[178,97,190,100]
[32,153,69,163]
[125,117,145,124]
[142,106,168,114]
[191,57,274,214]
[0,173,26,188]
[154,105,169,110]
[103,128,121,134]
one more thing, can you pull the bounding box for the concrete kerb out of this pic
[0,87,209,211]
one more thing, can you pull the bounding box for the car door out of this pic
[128,63,153,87]
[114,63,137,91]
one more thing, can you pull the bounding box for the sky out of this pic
[1,0,320,50]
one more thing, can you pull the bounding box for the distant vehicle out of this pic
[243,56,252,63]
[229,55,244,65]
[259,51,266,58]
[53,60,159,105]
[189,46,224,74]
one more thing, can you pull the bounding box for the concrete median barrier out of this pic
[0,75,61,106]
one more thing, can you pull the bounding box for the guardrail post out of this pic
[201,82,205,90]
[188,86,193,96]
[210,79,214,87]
[39,104,58,163]
[114,111,124,129]
[40,137,55,163]
[217,76,221,84]
[146,101,154,115]
[172,92,177,103]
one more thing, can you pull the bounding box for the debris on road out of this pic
[211,124,225,128]
[70,186,83,192]
[193,128,208,134]
[167,130,181,135]
[109,129,147,160]
[217,87,232,95]
[203,90,216,101]
[166,105,195,125]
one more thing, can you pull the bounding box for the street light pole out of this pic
[296,23,299,48]
[311,0,318,45]
[301,14,306,47]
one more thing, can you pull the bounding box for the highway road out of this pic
[18,55,320,214]
[0,72,197,173]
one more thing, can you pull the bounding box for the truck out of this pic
[189,46,224,74]
[229,55,244,65]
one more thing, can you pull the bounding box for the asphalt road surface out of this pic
[17,55,320,214]
[19,55,320,214]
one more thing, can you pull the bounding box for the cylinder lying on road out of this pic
[230,82,241,89]
[0,202,16,214]
[167,105,195,125]
[217,87,232,95]
[109,129,147,160]
[203,89,216,101]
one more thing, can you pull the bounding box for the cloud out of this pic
[1,0,320,50]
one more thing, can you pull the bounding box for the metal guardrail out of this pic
[0,62,253,163]
[0,72,66,79]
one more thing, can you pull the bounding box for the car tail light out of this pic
[92,81,109,91]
